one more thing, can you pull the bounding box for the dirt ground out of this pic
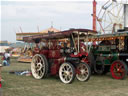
[1,58,128,96]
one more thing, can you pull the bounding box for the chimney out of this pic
[124,4,128,31]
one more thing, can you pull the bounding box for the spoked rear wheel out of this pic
[31,54,48,79]
[59,62,75,84]
[110,60,128,80]
[76,63,91,82]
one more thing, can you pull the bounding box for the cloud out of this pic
[1,1,93,20]
[1,1,105,42]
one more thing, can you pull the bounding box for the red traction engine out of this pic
[23,29,93,84]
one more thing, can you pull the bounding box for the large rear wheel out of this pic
[59,62,75,84]
[31,54,48,79]
[76,63,91,82]
[110,60,128,80]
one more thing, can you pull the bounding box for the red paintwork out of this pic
[70,44,88,58]
[70,52,88,58]
[110,61,126,79]
[0,82,1,88]
[51,57,65,75]
[71,42,88,58]
[33,47,40,55]
[80,42,86,53]
[76,68,81,74]
[48,41,61,59]
[40,41,64,75]
[48,50,61,59]
[40,50,48,58]
[49,40,57,50]
[81,58,89,64]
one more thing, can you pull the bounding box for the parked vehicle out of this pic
[87,32,128,80]
[23,29,96,84]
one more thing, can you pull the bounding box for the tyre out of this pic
[76,63,91,82]
[31,54,49,79]
[110,60,128,80]
[59,62,75,84]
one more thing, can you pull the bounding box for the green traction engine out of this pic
[88,32,128,80]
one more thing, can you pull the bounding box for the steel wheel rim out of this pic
[31,54,45,79]
[59,63,73,84]
[111,61,125,79]
[76,64,89,81]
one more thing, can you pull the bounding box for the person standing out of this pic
[3,49,11,66]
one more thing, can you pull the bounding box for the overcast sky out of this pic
[1,0,105,43]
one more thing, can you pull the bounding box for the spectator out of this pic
[3,49,11,66]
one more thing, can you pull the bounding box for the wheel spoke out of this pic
[39,58,42,63]
[115,63,119,69]
[67,75,71,81]
[118,64,123,70]
[68,67,71,71]
[64,66,67,71]
[62,68,65,72]
[119,68,125,73]
[39,70,43,76]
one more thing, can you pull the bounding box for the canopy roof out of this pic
[16,27,60,41]
[86,32,128,42]
[23,29,97,42]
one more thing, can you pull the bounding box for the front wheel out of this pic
[110,60,128,80]
[76,63,91,82]
[59,62,75,84]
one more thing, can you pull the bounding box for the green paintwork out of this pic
[104,59,111,65]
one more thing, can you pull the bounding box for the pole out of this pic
[93,0,97,31]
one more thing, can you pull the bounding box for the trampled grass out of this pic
[1,58,128,96]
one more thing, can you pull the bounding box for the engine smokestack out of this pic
[124,4,128,30]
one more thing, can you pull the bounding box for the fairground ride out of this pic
[96,0,128,34]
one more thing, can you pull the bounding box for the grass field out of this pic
[1,58,128,96]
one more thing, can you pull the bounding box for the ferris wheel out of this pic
[97,0,128,34]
